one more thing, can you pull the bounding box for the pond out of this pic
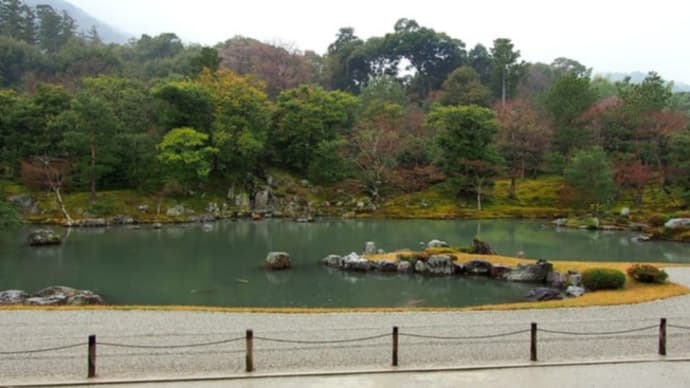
[1,219,689,308]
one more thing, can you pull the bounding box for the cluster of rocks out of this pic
[319,240,587,302]
[0,286,105,306]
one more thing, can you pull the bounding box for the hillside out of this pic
[23,0,131,43]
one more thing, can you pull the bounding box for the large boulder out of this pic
[0,290,28,305]
[465,260,493,275]
[264,252,292,270]
[166,205,185,217]
[321,254,341,267]
[427,239,449,248]
[29,286,105,306]
[364,241,377,255]
[504,259,553,283]
[397,261,412,273]
[8,194,38,213]
[566,286,586,297]
[27,229,62,246]
[340,252,373,271]
[378,260,398,273]
[414,260,427,273]
[471,238,495,255]
[425,255,455,275]
[526,287,563,302]
[110,215,135,225]
[490,265,512,279]
[664,218,690,230]
[254,188,272,210]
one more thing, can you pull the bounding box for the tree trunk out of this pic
[476,180,483,211]
[53,187,73,226]
[90,142,96,203]
[509,176,517,200]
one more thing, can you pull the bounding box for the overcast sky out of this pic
[68,0,690,83]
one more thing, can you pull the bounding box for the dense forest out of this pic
[2,0,690,226]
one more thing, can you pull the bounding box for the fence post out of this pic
[392,326,399,367]
[659,318,667,356]
[87,335,96,378]
[530,323,537,362]
[245,329,254,372]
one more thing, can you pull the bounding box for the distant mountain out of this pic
[599,71,690,93]
[23,0,132,44]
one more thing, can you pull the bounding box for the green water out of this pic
[1,219,689,308]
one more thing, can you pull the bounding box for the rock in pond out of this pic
[427,239,449,248]
[28,286,105,305]
[321,254,341,267]
[425,255,455,275]
[664,218,690,230]
[264,252,292,270]
[340,252,372,271]
[471,238,495,254]
[566,286,586,297]
[465,260,493,275]
[526,287,563,302]
[27,229,62,246]
[0,290,28,305]
[490,265,512,279]
[397,261,412,273]
[377,260,398,272]
[504,259,553,283]
[78,218,107,227]
[364,241,377,254]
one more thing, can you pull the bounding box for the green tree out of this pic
[197,69,273,186]
[323,27,368,93]
[271,84,357,174]
[468,43,492,85]
[564,146,616,211]
[440,66,491,107]
[490,38,528,101]
[668,130,690,206]
[152,80,214,133]
[156,127,218,191]
[428,105,501,210]
[544,71,597,155]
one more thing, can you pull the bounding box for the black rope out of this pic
[254,333,389,345]
[399,329,530,341]
[0,342,85,355]
[538,325,657,336]
[99,336,245,350]
[669,324,690,331]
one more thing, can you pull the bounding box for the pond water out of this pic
[1,219,689,308]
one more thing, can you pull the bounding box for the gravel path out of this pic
[2,268,690,385]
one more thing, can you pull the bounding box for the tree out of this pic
[496,99,552,198]
[152,80,214,133]
[197,69,273,187]
[188,46,221,75]
[440,66,491,107]
[156,127,217,192]
[347,102,406,201]
[551,57,590,78]
[544,71,597,155]
[468,44,492,85]
[428,105,501,210]
[668,130,690,206]
[386,18,466,98]
[21,156,73,225]
[323,27,368,93]
[564,146,616,212]
[271,84,356,174]
[62,92,118,201]
[490,38,528,102]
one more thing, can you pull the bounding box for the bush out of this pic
[582,268,626,290]
[397,251,430,262]
[627,264,668,284]
[647,213,668,228]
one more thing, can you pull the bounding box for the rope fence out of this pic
[2,317,689,378]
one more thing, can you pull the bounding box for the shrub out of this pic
[627,264,668,284]
[647,213,668,228]
[582,268,626,290]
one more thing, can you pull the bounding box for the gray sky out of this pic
[69,0,690,83]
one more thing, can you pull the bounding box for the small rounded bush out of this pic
[582,268,626,290]
[627,264,668,284]
[647,213,668,228]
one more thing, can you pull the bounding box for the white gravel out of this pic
[2,268,690,385]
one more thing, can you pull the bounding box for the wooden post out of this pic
[87,335,96,378]
[530,323,537,362]
[245,330,254,372]
[392,326,399,367]
[659,318,667,356]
